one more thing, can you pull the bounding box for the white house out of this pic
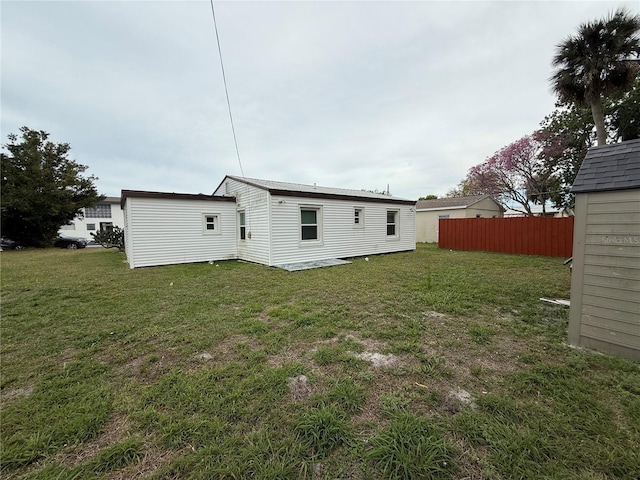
[59,196,124,239]
[121,176,416,269]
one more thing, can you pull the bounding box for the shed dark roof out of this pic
[415,195,498,211]
[572,139,640,193]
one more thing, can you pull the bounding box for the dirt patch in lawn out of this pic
[105,443,177,480]
[120,349,180,383]
[58,414,131,468]
[354,351,399,368]
[1,384,34,404]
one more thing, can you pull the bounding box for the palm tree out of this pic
[551,9,640,145]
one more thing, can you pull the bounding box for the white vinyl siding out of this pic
[215,178,271,265]
[124,197,237,268]
[269,195,415,265]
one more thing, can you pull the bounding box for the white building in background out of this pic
[59,196,124,240]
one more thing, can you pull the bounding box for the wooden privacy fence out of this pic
[438,217,574,257]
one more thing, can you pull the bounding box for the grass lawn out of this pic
[1,244,638,479]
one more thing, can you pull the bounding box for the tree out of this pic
[535,80,640,210]
[91,226,125,252]
[551,8,640,145]
[463,136,552,215]
[535,103,595,210]
[446,179,485,198]
[418,194,438,200]
[610,76,640,141]
[1,127,103,247]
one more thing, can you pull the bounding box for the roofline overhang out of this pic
[416,205,468,212]
[217,175,415,205]
[120,190,236,209]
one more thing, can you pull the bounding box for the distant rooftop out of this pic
[572,139,640,193]
[416,195,498,211]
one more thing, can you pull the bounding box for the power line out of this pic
[210,0,244,177]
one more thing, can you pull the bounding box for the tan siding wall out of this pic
[269,196,415,265]
[416,209,466,243]
[125,197,237,268]
[416,198,502,243]
[219,178,271,265]
[465,197,503,218]
[569,190,640,360]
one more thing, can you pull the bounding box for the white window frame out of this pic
[354,207,365,228]
[300,205,322,244]
[386,209,399,239]
[86,223,96,231]
[238,210,246,241]
[203,213,221,235]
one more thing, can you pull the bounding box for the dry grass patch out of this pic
[56,414,131,468]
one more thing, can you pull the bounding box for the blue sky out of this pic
[2,1,636,200]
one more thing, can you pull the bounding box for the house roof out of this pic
[415,195,500,211]
[215,175,416,205]
[572,139,640,193]
[120,190,236,209]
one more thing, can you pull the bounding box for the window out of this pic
[438,214,450,219]
[238,211,246,240]
[203,214,220,234]
[386,210,398,236]
[100,222,113,232]
[301,207,320,241]
[85,204,111,218]
[354,207,364,227]
[87,223,96,231]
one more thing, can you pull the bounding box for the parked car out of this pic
[0,238,24,250]
[54,235,89,249]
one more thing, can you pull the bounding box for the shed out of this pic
[121,176,416,269]
[415,195,503,243]
[568,139,640,361]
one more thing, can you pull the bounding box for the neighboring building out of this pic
[121,176,416,269]
[59,196,124,239]
[568,139,640,361]
[415,195,503,243]
[503,203,566,217]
